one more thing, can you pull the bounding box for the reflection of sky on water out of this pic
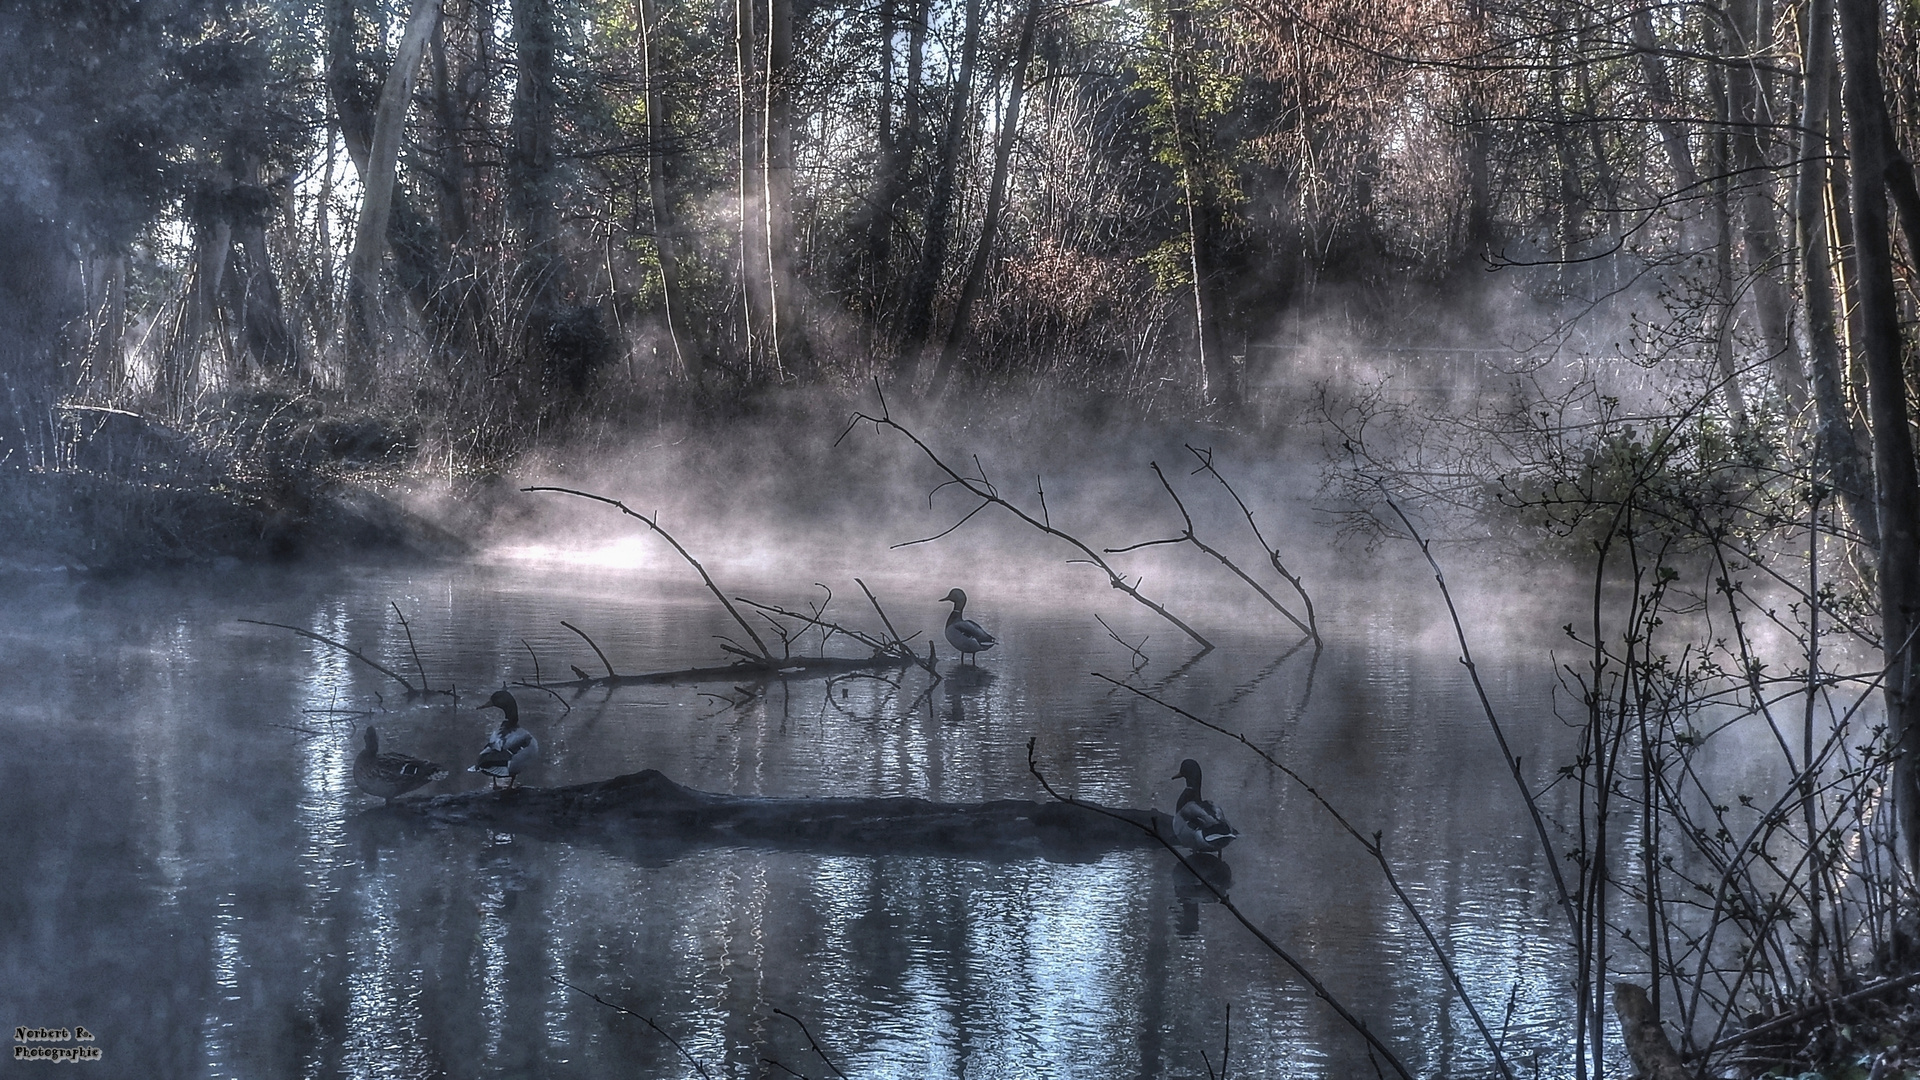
[0,559,1648,1077]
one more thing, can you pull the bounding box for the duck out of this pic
[1171,758,1239,853]
[940,588,997,665]
[470,689,540,789]
[354,727,447,805]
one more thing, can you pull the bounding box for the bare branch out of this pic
[842,400,1212,650]
[1185,447,1321,643]
[391,603,433,692]
[525,486,774,662]
[550,976,712,1079]
[240,619,417,694]
[560,620,619,678]
[772,1008,849,1080]
[1378,488,1579,940]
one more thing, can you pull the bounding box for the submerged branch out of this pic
[518,653,915,692]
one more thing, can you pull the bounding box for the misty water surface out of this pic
[2,556,1604,1078]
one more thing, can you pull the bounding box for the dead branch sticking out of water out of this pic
[1186,446,1320,643]
[771,1008,849,1080]
[1109,461,1316,645]
[1092,673,1514,1080]
[735,587,939,679]
[1024,738,1414,1080]
[1095,614,1150,674]
[524,486,774,661]
[560,620,618,677]
[519,653,918,693]
[840,388,1213,650]
[1379,490,1580,941]
[240,618,449,697]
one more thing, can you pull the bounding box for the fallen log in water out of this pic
[388,769,1168,861]
[522,651,917,691]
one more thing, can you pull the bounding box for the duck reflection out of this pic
[941,665,996,725]
[1173,853,1233,937]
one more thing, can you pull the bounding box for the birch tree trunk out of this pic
[762,0,793,378]
[345,0,441,384]
[638,0,696,380]
[1165,0,1234,408]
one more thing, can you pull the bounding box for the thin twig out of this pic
[551,976,712,1079]
[561,620,619,678]
[1095,614,1150,672]
[772,1008,848,1080]
[1379,490,1580,940]
[522,638,543,685]
[391,602,432,691]
[240,619,416,694]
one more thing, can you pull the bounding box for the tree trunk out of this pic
[932,0,1042,388]
[1165,0,1235,408]
[345,0,441,382]
[638,0,697,380]
[1705,50,1749,427]
[897,0,983,372]
[1838,0,1920,871]
[1631,5,1700,192]
[736,0,768,377]
[93,251,127,392]
[348,0,439,295]
[762,0,794,379]
[1725,0,1806,409]
[1887,142,1920,272]
[1797,0,1876,536]
[856,0,899,311]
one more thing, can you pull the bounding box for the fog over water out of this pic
[4,406,1795,1078]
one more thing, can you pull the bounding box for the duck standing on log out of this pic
[354,727,447,805]
[471,689,540,789]
[940,588,997,665]
[1171,758,1239,853]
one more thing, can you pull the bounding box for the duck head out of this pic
[363,727,380,753]
[1172,758,1204,787]
[482,689,521,725]
[940,588,968,610]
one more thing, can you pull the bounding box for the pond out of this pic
[1,544,1597,1078]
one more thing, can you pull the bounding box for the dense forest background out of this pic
[2,0,1913,438]
[1,0,1919,570]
